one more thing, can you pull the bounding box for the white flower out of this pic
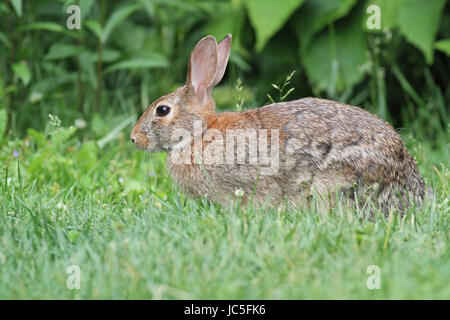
[57,202,68,211]
[74,119,87,129]
[29,92,43,103]
[234,188,244,197]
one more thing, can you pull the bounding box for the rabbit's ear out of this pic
[187,35,218,97]
[212,34,232,87]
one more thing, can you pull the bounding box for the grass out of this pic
[0,114,448,299]
[1,0,448,300]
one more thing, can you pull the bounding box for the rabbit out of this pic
[131,34,426,215]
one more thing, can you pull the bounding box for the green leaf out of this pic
[203,2,249,71]
[45,44,83,60]
[19,22,66,33]
[27,128,47,149]
[27,152,46,176]
[368,0,446,64]
[292,0,357,49]
[0,31,11,48]
[12,61,31,86]
[102,3,142,44]
[10,0,22,17]
[396,0,446,64]
[19,22,79,39]
[110,21,147,53]
[76,141,98,173]
[204,2,237,40]
[79,0,95,18]
[435,39,450,56]
[245,0,305,51]
[99,49,121,63]
[151,0,200,12]
[366,0,400,30]
[302,6,368,93]
[139,0,155,18]
[85,19,103,39]
[0,109,7,142]
[30,73,77,95]
[104,56,168,74]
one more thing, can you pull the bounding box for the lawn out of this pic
[0,116,448,299]
[0,0,449,300]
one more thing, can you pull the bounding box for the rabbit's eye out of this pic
[155,105,171,117]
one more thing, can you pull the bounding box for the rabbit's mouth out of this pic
[138,140,169,153]
[130,132,151,150]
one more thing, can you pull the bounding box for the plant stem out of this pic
[5,0,16,136]
[95,0,106,111]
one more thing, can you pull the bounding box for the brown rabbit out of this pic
[131,34,426,214]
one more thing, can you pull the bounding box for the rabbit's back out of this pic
[257,98,425,211]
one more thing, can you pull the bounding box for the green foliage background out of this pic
[0,0,449,300]
[0,0,448,138]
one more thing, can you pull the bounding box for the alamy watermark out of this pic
[66,5,81,30]
[366,4,381,30]
[366,265,381,290]
[169,120,279,176]
[66,265,81,290]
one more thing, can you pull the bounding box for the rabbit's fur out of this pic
[131,34,426,214]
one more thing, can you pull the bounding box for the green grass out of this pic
[1,0,448,300]
[0,119,448,299]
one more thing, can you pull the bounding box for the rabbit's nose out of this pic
[130,132,149,150]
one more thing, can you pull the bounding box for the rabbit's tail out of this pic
[377,177,426,216]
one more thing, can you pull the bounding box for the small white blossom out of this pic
[57,202,68,211]
[234,188,244,197]
[29,92,43,103]
[74,119,87,129]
